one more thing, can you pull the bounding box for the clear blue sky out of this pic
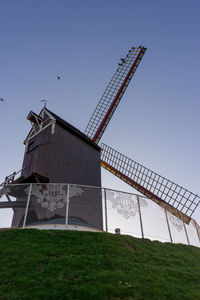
[0,0,199,222]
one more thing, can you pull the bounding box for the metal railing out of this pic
[0,183,199,247]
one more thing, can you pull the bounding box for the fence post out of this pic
[164,204,173,243]
[136,195,144,239]
[65,184,70,226]
[23,183,32,228]
[104,188,108,232]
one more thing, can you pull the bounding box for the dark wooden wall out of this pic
[21,124,101,187]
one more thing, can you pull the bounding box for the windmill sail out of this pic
[85,46,146,143]
[101,143,200,223]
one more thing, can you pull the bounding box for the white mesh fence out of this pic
[0,183,199,247]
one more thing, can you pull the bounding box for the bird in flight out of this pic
[57,76,61,80]
[0,98,5,102]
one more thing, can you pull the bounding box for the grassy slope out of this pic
[0,229,199,300]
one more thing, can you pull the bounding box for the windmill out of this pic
[0,45,199,230]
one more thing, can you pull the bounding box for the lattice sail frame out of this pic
[84,45,199,222]
[101,143,200,222]
[85,46,146,143]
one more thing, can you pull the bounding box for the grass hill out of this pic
[0,229,199,300]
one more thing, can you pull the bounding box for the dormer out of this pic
[27,111,43,126]
[24,108,56,146]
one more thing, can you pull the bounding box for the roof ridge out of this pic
[43,108,100,150]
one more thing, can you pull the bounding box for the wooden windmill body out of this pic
[11,109,102,228]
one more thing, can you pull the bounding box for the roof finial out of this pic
[40,99,48,108]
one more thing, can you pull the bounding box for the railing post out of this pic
[193,220,200,244]
[65,184,70,226]
[181,215,190,245]
[23,183,32,228]
[164,204,173,243]
[104,188,108,232]
[136,195,144,239]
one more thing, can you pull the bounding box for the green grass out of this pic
[0,229,199,300]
